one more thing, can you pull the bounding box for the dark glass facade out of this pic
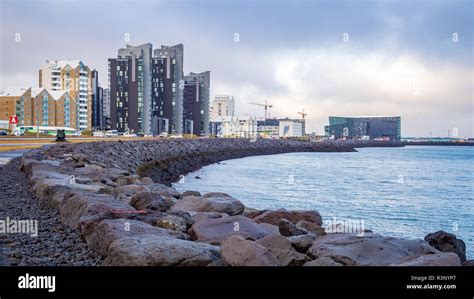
[325,116,401,141]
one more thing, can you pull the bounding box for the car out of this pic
[0,130,8,136]
[158,132,169,138]
[105,130,119,137]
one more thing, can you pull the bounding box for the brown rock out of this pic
[189,215,276,245]
[220,235,280,266]
[256,235,311,266]
[296,220,326,236]
[279,218,308,237]
[307,233,438,266]
[130,192,171,212]
[140,177,154,185]
[254,209,322,226]
[288,234,318,253]
[83,218,188,256]
[180,190,201,199]
[424,231,466,263]
[58,190,135,229]
[171,194,244,216]
[190,211,229,222]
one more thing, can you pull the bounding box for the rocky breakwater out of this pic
[17,138,469,266]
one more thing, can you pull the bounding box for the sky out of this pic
[0,0,473,137]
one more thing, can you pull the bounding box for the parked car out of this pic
[105,130,119,137]
[0,130,8,136]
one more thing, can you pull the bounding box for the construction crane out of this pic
[249,100,273,120]
[297,109,307,119]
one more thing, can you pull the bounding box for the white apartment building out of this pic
[279,119,304,137]
[39,60,92,131]
[210,95,235,120]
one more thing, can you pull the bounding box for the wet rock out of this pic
[171,194,244,216]
[424,230,466,263]
[189,215,276,245]
[391,253,462,266]
[104,235,220,266]
[256,235,311,266]
[307,233,438,266]
[279,218,308,237]
[304,257,343,266]
[221,235,280,266]
[254,209,322,226]
[130,192,171,212]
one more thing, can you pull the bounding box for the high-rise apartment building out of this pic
[210,95,235,120]
[39,60,92,131]
[91,70,104,130]
[183,71,210,136]
[102,88,111,129]
[151,44,184,135]
[108,43,152,133]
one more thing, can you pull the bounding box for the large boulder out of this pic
[130,192,171,212]
[254,209,322,226]
[104,235,220,266]
[83,218,188,256]
[391,253,462,266]
[220,235,280,266]
[307,233,438,266]
[256,235,311,266]
[171,194,244,216]
[189,215,277,245]
[424,231,466,263]
[58,190,135,229]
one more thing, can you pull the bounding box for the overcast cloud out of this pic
[0,0,472,137]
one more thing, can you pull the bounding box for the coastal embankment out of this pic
[3,138,471,266]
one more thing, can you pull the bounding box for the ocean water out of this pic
[173,146,474,259]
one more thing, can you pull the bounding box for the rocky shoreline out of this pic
[3,138,471,266]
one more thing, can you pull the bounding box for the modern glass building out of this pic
[325,116,401,141]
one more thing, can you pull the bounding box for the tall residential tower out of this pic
[39,60,92,131]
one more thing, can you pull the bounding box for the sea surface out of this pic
[174,146,474,259]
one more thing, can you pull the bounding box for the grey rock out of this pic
[104,235,220,266]
[307,233,438,266]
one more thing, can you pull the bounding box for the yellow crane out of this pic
[249,100,273,120]
[297,109,307,119]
